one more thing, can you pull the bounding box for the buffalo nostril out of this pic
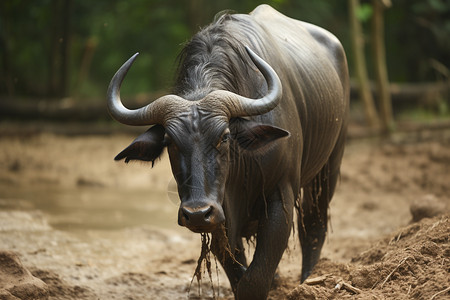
[182,207,191,221]
[203,206,212,219]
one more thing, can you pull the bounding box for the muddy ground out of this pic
[0,123,449,299]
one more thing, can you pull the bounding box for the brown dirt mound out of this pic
[287,215,450,300]
[30,269,96,300]
[0,251,48,300]
[0,251,97,300]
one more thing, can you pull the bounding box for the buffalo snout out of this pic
[178,201,225,233]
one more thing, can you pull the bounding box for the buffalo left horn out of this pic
[213,46,283,118]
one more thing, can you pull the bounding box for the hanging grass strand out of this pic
[188,233,216,299]
[187,225,240,299]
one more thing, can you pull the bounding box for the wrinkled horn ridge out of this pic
[107,53,182,126]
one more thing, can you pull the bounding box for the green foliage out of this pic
[385,0,450,82]
[0,0,448,99]
[412,0,450,53]
[357,3,373,22]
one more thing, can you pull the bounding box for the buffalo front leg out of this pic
[211,232,247,294]
[236,187,293,300]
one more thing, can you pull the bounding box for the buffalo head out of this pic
[108,47,289,233]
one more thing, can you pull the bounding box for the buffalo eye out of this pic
[216,129,231,148]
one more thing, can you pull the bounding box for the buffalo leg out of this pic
[211,234,247,294]
[298,133,345,282]
[236,186,293,300]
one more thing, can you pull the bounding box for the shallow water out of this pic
[0,185,181,234]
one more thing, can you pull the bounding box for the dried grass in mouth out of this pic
[188,225,241,299]
[188,232,217,299]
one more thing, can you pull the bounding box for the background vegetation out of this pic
[1,0,449,128]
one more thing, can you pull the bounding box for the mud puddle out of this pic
[1,186,179,234]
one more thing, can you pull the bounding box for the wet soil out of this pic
[0,127,449,299]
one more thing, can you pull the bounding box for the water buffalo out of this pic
[107,4,349,299]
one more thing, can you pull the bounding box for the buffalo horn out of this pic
[216,46,283,117]
[107,53,183,126]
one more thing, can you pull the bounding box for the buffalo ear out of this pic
[234,120,290,151]
[114,125,166,166]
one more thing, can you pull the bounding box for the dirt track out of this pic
[0,126,449,299]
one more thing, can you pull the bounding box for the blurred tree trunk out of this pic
[186,0,210,33]
[349,0,380,128]
[60,0,72,97]
[48,0,72,98]
[74,37,98,96]
[48,0,59,96]
[185,0,234,33]
[0,4,14,98]
[0,35,13,97]
[371,0,394,133]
